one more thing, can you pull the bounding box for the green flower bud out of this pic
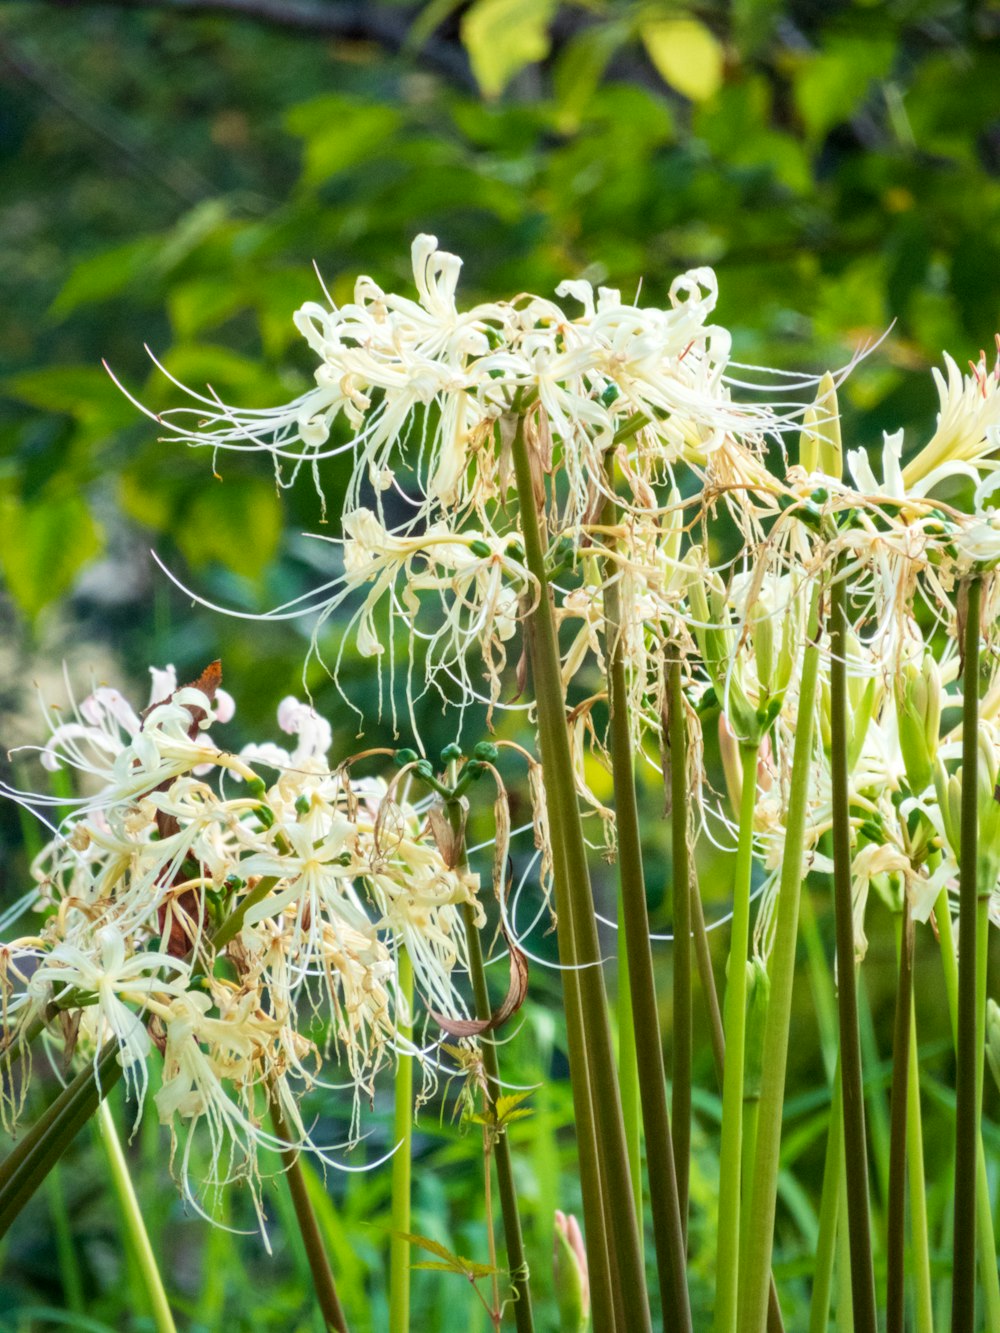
[744,958,771,1102]
[554,1211,589,1332]
[799,404,819,474]
[294,794,311,816]
[895,655,942,793]
[814,371,843,481]
[987,999,1000,1096]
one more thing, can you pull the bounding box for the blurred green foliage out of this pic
[1,1,999,1329]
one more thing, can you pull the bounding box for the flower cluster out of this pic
[2,665,488,1217]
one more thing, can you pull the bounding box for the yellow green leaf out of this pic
[461,0,558,99]
[641,18,724,103]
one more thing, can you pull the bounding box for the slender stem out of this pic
[46,1163,84,1314]
[389,948,413,1333]
[828,567,877,1333]
[449,801,534,1333]
[739,586,821,1333]
[809,1062,844,1333]
[904,957,934,1333]
[98,1097,176,1333]
[690,879,785,1333]
[668,655,692,1233]
[933,891,1000,1326]
[616,894,643,1230]
[602,474,689,1327]
[713,742,760,1333]
[835,1138,855,1333]
[271,1097,349,1333]
[0,1044,122,1234]
[511,412,653,1332]
[952,572,981,1333]
[886,897,913,1333]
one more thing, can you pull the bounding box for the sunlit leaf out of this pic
[0,485,103,617]
[461,0,558,99]
[641,18,725,103]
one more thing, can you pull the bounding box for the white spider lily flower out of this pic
[28,926,189,1113]
[240,696,332,772]
[902,343,1000,488]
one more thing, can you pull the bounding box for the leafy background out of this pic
[1,2,999,1329]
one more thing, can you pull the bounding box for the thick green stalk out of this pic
[952,572,981,1333]
[713,742,761,1333]
[603,485,690,1327]
[511,412,653,1331]
[98,1098,176,1333]
[809,1064,844,1333]
[835,1149,855,1333]
[271,1097,349,1333]
[616,899,643,1228]
[0,1043,122,1233]
[448,801,534,1333]
[389,948,414,1333]
[530,629,616,1332]
[904,967,934,1333]
[933,892,1000,1325]
[886,899,913,1333]
[668,655,693,1231]
[738,588,821,1333]
[828,568,877,1333]
[690,881,785,1333]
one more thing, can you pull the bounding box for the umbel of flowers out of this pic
[5,237,1000,1333]
[2,664,499,1219]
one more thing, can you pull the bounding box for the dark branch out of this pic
[6,0,476,87]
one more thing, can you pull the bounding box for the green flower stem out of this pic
[809,1062,844,1333]
[738,586,822,1333]
[933,891,1000,1325]
[712,741,760,1333]
[828,566,877,1333]
[46,1162,84,1315]
[835,1138,855,1333]
[616,894,643,1230]
[0,1042,122,1235]
[603,477,689,1327]
[886,898,913,1333]
[98,1097,176,1333]
[690,878,785,1333]
[903,956,934,1333]
[270,1096,349,1333]
[511,412,652,1332]
[952,572,982,1333]
[532,654,615,1332]
[389,946,414,1333]
[447,800,534,1333]
[668,654,693,1232]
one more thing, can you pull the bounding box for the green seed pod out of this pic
[395,748,419,767]
[294,794,311,816]
[473,741,499,763]
[468,539,492,559]
[440,742,463,764]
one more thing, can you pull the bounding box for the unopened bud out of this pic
[744,958,771,1102]
[895,655,942,793]
[987,999,1000,1096]
[813,371,842,481]
[554,1210,589,1331]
